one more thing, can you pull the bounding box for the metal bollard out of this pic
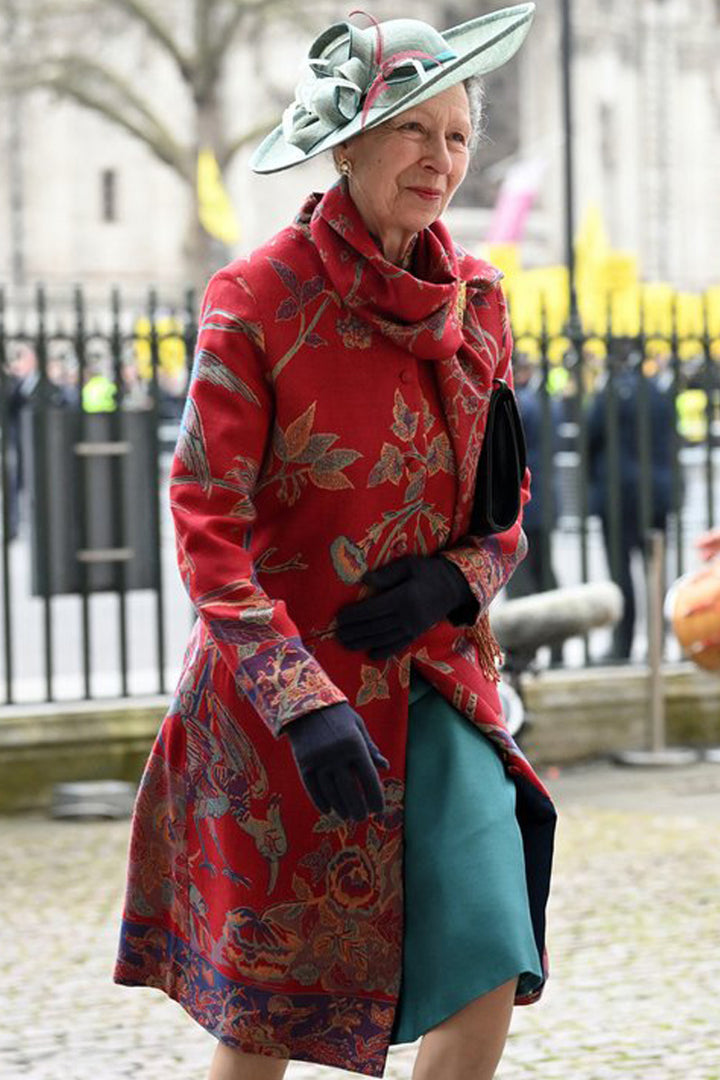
[616,530,700,767]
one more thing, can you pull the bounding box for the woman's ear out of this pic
[332,142,348,168]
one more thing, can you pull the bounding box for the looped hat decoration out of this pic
[250,4,535,174]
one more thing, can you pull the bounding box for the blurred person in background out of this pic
[505,351,563,666]
[5,344,76,539]
[121,358,152,410]
[114,8,556,1080]
[157,363,189,420]
[82,354,118,413]
[587,337,675,660]
[47,354,80,409]
[5,344,39,539]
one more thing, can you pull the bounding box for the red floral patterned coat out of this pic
[114,179,556,1078]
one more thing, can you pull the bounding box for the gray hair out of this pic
[463,76,485,156]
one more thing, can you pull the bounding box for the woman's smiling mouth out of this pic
[407,187,443,200]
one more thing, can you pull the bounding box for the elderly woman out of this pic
[114,6,556,1080]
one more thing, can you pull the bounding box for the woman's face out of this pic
[342,82,472,262]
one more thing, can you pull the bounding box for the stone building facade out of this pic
[0,0,718,302]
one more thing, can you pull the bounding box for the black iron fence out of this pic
[1,285,719,704]
[0,285,196,705]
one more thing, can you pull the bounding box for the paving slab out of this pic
[1,760,719,1079]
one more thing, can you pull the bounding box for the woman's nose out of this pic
[423,133,452,174]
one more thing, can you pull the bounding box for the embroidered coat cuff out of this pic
[440,514,529,629]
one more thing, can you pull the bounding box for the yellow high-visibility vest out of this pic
[676,388,707,443]
[82,374,117,413]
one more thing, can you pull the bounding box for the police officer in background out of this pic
[505,351,564,665]
[587,338,675,660]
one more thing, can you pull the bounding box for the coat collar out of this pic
[299,178,501,362]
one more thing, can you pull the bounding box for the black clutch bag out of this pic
[469,378,527,536]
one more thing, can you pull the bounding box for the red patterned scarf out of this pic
[301,177,500,361]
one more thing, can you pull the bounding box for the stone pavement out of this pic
[1,759,719,1080]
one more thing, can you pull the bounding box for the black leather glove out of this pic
[336,553,478,660]
[284,701,389,821]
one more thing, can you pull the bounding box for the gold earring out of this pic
[339,158,352,177]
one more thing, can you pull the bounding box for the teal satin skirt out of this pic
[390,670,543,1045]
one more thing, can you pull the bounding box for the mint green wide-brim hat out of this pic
[250,3,535,174]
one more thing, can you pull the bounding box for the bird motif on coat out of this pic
[178,653,288,894]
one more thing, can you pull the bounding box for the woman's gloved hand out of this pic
[284,702,389,821]
[336,554,477,660]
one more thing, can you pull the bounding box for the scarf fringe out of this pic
[466,612,503,683]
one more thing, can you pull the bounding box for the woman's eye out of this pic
[401,121,423,132]
[450,131,468,145]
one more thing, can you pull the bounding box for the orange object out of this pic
[669,560,720,671]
